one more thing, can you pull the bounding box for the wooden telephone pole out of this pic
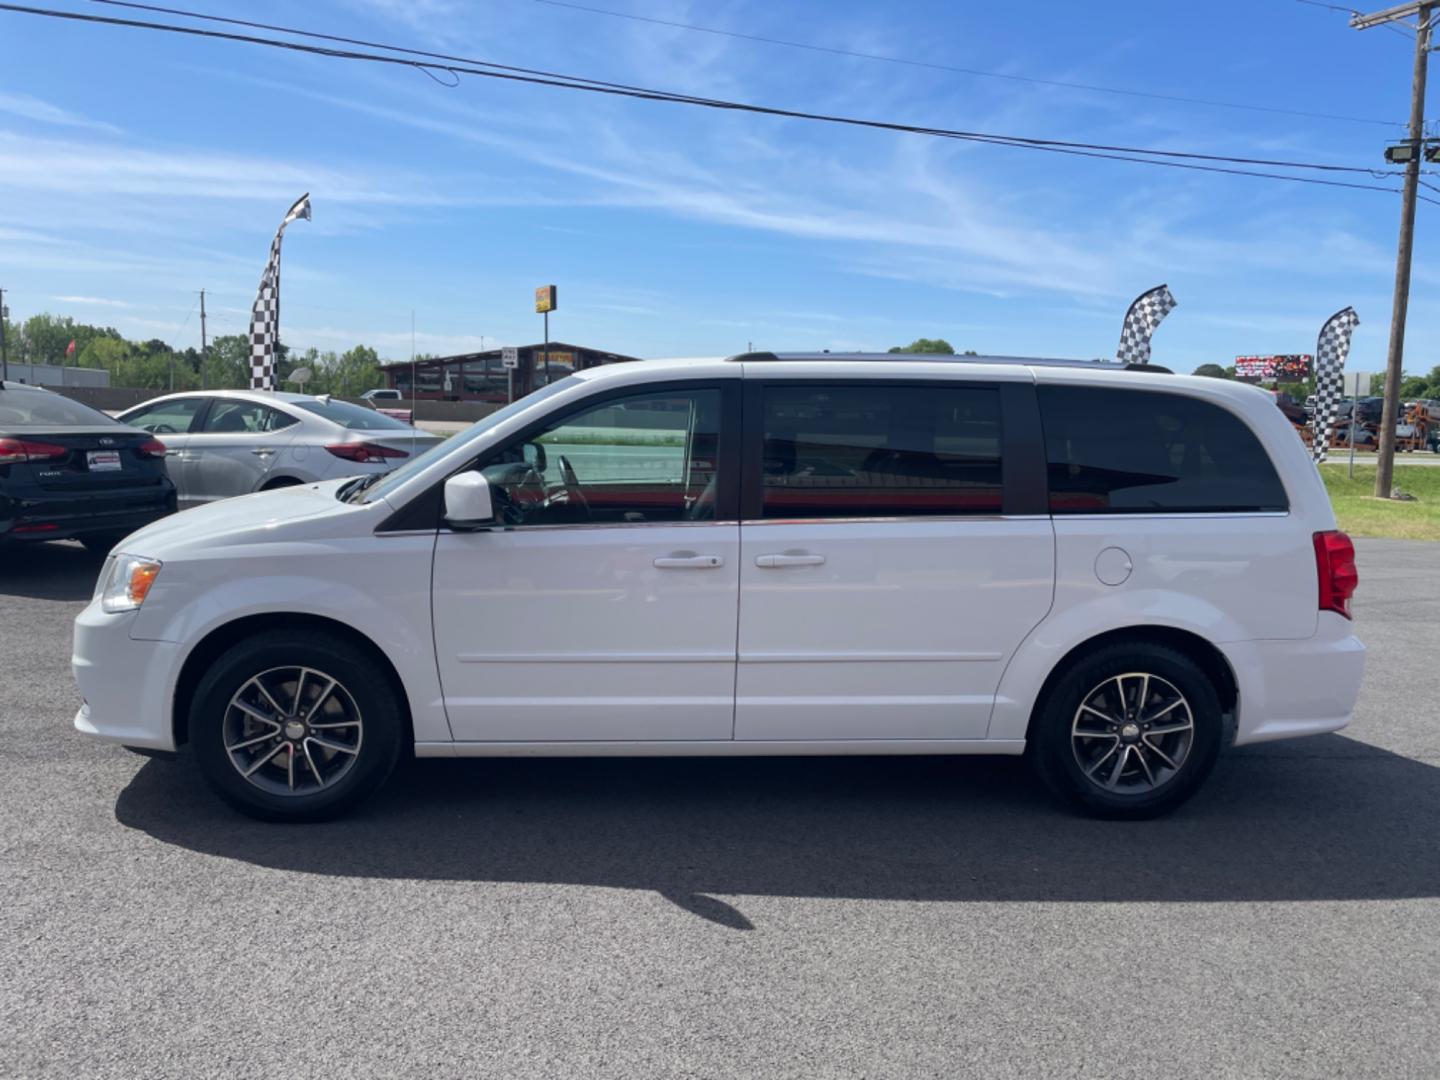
[198,289,208,389]
[1351,2,1433,498]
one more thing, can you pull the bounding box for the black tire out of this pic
[190,630,404,822]
[1029,642,1223,820]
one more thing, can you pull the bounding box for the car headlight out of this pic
[101,554,162,613]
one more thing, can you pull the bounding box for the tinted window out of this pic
[0,389,117,428]
[123,396,205,434]
[201,400,297,434]
[296,398,415,430]
[760,384,1002,519]
[480,388,722,526]
[1038,386,1287,514]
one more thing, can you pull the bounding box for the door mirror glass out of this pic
[443,472,494,527]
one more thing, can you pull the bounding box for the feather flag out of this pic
[1116,284,1178,366]
[1310,307,1360,464]
[249,193,312,390]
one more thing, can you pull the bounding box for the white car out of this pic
[73,353,1365,822]
[116,390,439,508]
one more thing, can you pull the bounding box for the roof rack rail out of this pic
[722,351,1175,373]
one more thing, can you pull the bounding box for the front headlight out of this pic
[100,554,162,613]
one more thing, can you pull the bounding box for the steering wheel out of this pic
[151,423,178,434]
[557,454,591,519]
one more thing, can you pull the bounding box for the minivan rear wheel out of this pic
[1030,642,1222,819]
[190,630,404,822]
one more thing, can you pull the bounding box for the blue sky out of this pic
[0,0,1434,372]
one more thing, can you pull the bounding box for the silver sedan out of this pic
[117,390,441,508]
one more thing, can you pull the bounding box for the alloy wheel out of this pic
[1070,672,1194,795]
[223,666,363,796]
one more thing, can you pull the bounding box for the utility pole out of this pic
[0,287,8,382]
[198,289,208,389]
[1352,2,1433,498]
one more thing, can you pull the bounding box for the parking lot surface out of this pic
[1,540,1436,1079]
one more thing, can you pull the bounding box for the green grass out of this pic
[1320,463,1440,541]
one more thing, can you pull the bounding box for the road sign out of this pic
[1343,371,1373,397]
[535,285,557,313]
[501,346,519,369]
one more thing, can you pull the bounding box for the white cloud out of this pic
[0,92,122,135]
[52,295,131,308]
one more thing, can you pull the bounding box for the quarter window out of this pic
[480,388,723,526]
[759,384,1003,519]
[1038,386,1288,513]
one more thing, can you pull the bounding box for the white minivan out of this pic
[72,354,1365,821]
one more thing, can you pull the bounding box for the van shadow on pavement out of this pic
[116,738,1439,928]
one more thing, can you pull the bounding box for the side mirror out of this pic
[443,472,494,528]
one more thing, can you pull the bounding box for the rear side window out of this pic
[1038,386,1288,514]
[201,400,297,434]
[296,399,414,430]
[760,384,1003,518]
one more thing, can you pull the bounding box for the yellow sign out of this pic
[535,284,557,313]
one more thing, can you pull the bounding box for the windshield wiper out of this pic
[341,474,384,503]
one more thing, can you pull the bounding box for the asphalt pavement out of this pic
[0,540,1436,1079]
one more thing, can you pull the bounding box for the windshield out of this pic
[0,388,119,428]
[296,398,416,430]
[355,376,582,504]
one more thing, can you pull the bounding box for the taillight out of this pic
[135,437,167,460]
[1314,530,1358,619]
[0,438,68,465]
[326,442,408,463]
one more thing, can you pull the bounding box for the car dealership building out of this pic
[378,342,641,403]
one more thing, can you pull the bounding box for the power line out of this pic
[71,1,1405,177]
[531,0,1401,128]
[0,1,1424,202]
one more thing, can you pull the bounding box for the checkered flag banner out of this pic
[1311,306,1360,464]
[1116,284,1178,366]
[249,193,312,390]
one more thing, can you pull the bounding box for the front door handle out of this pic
[755,553,826,568]
[654,553,725,569]
[250,448,275,457]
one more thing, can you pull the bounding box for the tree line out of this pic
[1,313,390,397]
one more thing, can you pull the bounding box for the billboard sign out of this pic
[1234,354,1312,381]
[535,285,557,314]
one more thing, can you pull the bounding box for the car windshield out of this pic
[0,388,119,428]
[352,376,582,504]
[295,398,415,430]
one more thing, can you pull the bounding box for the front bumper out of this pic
[72,599,181,751]
[1223,613,1366,746]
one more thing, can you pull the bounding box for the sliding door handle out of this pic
[755,553,826,568]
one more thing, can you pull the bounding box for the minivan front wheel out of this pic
[190,630,404,822]
[1030,642,1222,819]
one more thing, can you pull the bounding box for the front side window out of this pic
[120,397,205,434]
[480,388,723,526]
[1038,385,1288,513]
[760,383,1003,519]
[201,400,296,434]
